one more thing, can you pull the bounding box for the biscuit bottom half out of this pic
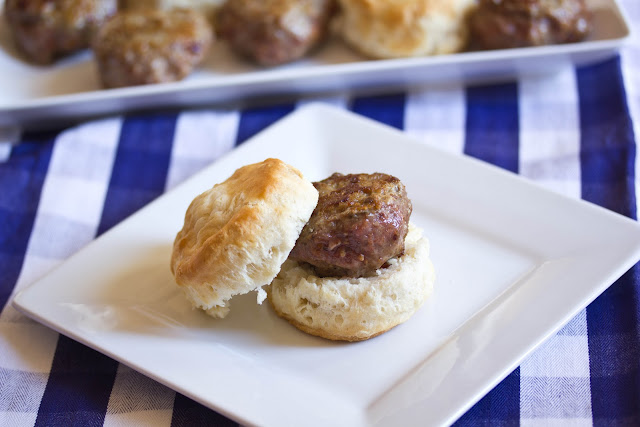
[267,224,435,342]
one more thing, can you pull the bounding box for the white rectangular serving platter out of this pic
[13,104,640,426]
[0,0,632,131]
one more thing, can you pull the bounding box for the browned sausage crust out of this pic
[469,0,592,50]
[216,0,335,66]
[92,8,213,88]
[4,0,117,64]
[290,173,412,278]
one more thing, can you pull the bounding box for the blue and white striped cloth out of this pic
[1,3,639,426]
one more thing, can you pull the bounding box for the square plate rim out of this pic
[12,103,640,426]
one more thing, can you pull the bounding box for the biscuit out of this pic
[170,158,319,318]
[334,0,476,59]
[268,224,435,341]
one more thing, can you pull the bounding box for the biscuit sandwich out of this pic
[333,0,477,59]
[170,158,435,341]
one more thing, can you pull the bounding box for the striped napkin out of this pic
[1,2,639,425]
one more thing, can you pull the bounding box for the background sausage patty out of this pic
[290,173,412,278]
[469,0,592,50]
[4,0,117,64]
[92,8,213,88]
[216,0,335,66]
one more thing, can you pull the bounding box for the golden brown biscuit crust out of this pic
[335,0,476,58]
[171,158,319,318]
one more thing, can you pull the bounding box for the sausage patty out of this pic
[216,0,335,66]
[92,8,213,88]
[289,173,412,278]
[469,0,592,50]
[4,0,117,64]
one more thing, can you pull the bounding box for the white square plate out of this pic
[14,104,640,426]
[0,0,631,130]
